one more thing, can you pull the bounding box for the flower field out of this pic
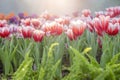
[0,6,120,80]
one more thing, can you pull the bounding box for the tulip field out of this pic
[0,6,120,80]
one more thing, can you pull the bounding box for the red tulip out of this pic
[70,20,86,37]
[66,29,77,41]
[0,27,10,38]
[22,27,34,38]
[106,23,119,36]
[33,30,45,42]
[93,15,110,36]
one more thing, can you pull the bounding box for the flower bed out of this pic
[0,6,120,80]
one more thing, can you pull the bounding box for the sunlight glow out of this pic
[23,0,79,15]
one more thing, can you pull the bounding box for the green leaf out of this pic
[100,52,112,68]
[13,51,33,80]
[108,53,120,65]
[85,53,100,68]
[106,66,116,80]
[9,44,18,61]
[38,67,45,80]
[94,71,108,80]
[48,43,59,58]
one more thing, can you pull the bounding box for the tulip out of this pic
[93,15,110,36]
[31,19,41,28]
[42,22,63,36]
[0,27,10,38]
[70,20,86,37]
[22,27,34,38]
[66,29,77,41]
[104,11,114,18]
[49,22,63,35]
[16,27,23,38]
[106,7,120,17]
[55,16,70,25]
[40,11,51,20]
[0,20,7,27]
[9,24,18,33]
[9,16,20,24]
[95,11,104,17]
[18,12,28,19]
[18,13,25,19]
[21,18,31,26]
[33,30,45,42]
[87,20,94,32]
[93,18,103,36]
[106,23,119,36]
[82,9,91,17]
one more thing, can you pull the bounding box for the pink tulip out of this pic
[82,9,91,17]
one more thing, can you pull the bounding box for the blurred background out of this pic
[0,0,120,15]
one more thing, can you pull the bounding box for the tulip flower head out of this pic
[22,26,35,38]
[70,20,86,37]
[106,23,119,36]
[21,18,31,26]
[33,30,45,42]
[66,29,77,41]
[93,15,110,36]
[31,19,41,28]
[42,22,63,36]
[0,20,7,27]
[0,27,10,38]
[82,9,91,17]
